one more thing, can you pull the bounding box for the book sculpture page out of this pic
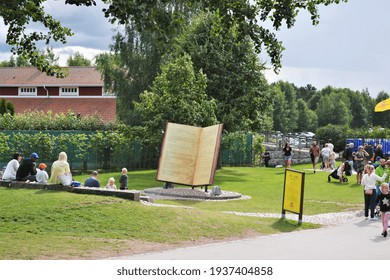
[157,122,223,186]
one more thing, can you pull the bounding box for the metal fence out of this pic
[0,130,258,171]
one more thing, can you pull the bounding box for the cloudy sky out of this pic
[0,0,389,98]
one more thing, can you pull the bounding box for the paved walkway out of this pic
[110,214,388,260]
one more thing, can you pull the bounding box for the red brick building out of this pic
[0,67,116,123]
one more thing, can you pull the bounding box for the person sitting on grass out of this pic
[48,152,71,184]
[84,171,100,188]
[105,177,117,190]
[36,163,49,184]
[328,161,351,183]
[16,152,39,182]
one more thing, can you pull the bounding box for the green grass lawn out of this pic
[0,163,363,259]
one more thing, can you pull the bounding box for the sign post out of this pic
[282,169,305,225]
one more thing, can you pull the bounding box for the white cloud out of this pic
[52,46,109,66]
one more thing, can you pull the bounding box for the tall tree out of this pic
[271,85,289,133]
[296,84,317,103]
[271,81,298,132]
[174,12,272,132]
[296,98,318,132]
[95,24,163,125]
[67,52,91,66]
[316,92,351,127]
[133,53,217,145]
[0,0,347,77]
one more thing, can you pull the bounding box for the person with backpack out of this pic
[343,143,354,160]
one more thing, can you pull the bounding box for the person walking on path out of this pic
[326,139,334,152]
[354,146,368,184]
[282,143,292,169]
[320,143,331,170]
[362,165,388,219]
[309,141,320,173]
[376,182,390,237]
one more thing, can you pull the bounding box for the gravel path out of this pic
[140,199,364,226]
[141,187,364,226]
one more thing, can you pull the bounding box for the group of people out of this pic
[2,151,71,184]
[309,139,336,173]
[335,143,390,237]
[83,168,128,190]
[1,151,129,191]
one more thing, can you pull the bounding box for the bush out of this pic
[0,111,115,131]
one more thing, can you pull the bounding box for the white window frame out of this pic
[60,87,79,96]
[18,87,37,96]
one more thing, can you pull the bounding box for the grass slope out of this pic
[0,164,362,259]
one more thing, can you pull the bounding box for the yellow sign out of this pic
[283,169,305,216]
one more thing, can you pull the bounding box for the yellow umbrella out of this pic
[374,98,390,112]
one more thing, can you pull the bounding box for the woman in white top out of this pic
[321,144,331,170]
[362,165,388,219]
[2,152,22,180]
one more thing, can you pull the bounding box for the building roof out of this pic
[7,97,116,123]
[0,67,103,86]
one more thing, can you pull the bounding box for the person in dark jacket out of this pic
[84,170,100,188]
[374,144,384,161]
[16,152,39,181]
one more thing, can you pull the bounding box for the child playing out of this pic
[376,182,390,237]
[119,167,128,190]
[105,177,117,190]
[36,163,49,183]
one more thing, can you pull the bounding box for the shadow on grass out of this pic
[271,218,320,232]
[34,189,64,195]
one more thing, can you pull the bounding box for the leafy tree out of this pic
[271,85,289,133]
[0,0,347,77]
[296,99,318,132]
[133,53,217,145]
[270,81,298,132]
[0,99,6,115]
[316,92,351,127]
[315,124,352,152]
[67,52,92,66]
[349,93,369,128]
[96,24,163,125]
[174,12,272,132]
[296,84,317,103]
[0,99,15,116]
[0,55,31,67]
[5,101,15,116]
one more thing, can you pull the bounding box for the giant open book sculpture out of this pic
[157,122,223,187]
